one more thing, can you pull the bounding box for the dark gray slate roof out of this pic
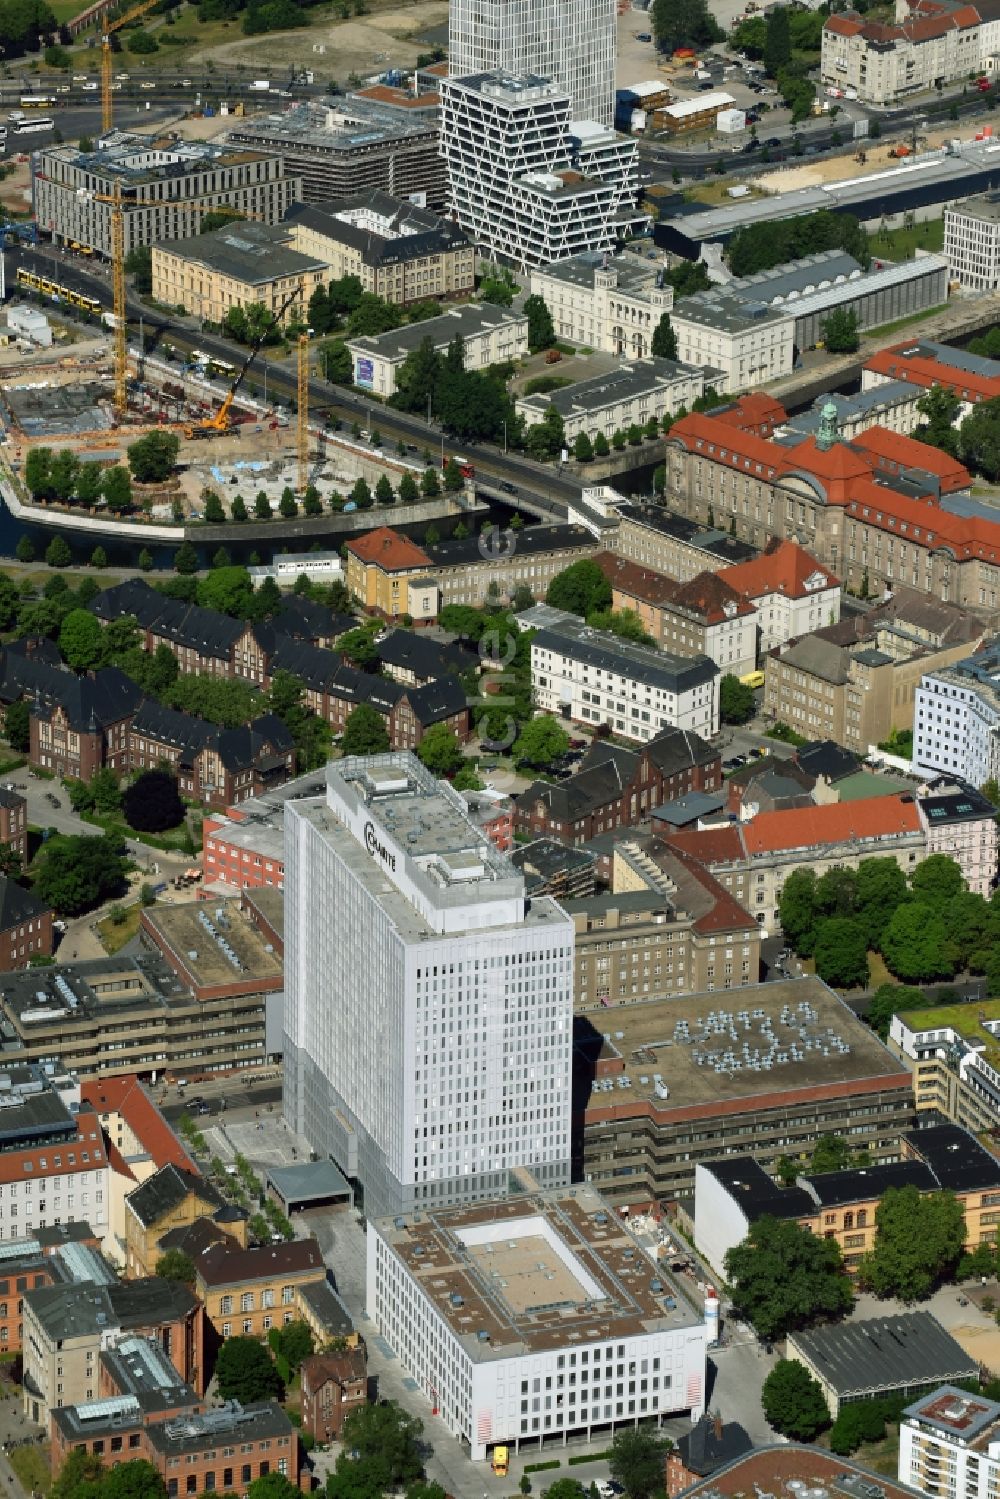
[789,1312,977,1397]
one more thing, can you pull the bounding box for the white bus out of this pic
[10,116,54,135]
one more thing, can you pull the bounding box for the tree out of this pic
[526,405,565,461]
[724,1215,852,1341]
[247,1477,299,1499]
[254,492,272,520]
[197,566,254,618]
[859,1185,966,1301]
[350,477,372,510]
[651,312,678,360]
[866,982,926,1041]
[51,1448,104,1499]
[778,868,818,956]
[122,770,185,833]
[174,541,199,576]
[333,1402,425,1491]
[375,475,395,506]
[442,457,464,492]
[128,430,179,483]
[231,495,248,522]
[102,466,132,513]
[320,339,353,385]
[203,491,226,524]
[121,243,153,294]
[524,294,555,353]
[959,396,1000,480]
[811,1134,867,1174]
[96,1461,166,1499]
[546,559,612,617]
[279,490,298,519]
[45,535,72,569]
[155,1249,195,1282]
[346,294,404,338]
[273,1318,313,1373]
[398,473,419,505]
[916,384,961,456]
[35,834,127,916]
[342,703,389,757]
[720,673,755,724]
[214,1336,283,1403]
[727,209,869,280]
[198,208,245,235]
[5,700,29,754]
[651,0,724,53]
[59,608,103,670]
[813,917,869,989]
[608,1428,669,1499]
[881,901,956,983]
[854,856,910,947]
[911,853,965,906]
[513,716,570,771]
[420,467,440,498]
[761,1359,830,1440]
[15,536,34,565]
[821,308,860,354]
[763,6,791,74]
[587,609,656,647]
[478,267,517,306]
[572,432,594,463]
[90,545,108,570]
[416,723,464,776]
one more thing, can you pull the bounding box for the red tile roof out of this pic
[851,424,971,490]
[664,842,759,935]
[0,1104,106,1187]
[844,477,1000,564]
[864,341,1000,402]
[195,1237,325,1288]
[718,537,840,601]
[662,822,745,865]
[825,12,865,32]
[686,1446,925,1499]
[81,1076,197,1175]
[345,526,431,572]
[742,793,921,855]
[596,552,755,623]
[710,393,787,437]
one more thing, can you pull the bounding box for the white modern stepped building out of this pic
[440,72,645,270]
[448,0,617,126]
[282,754,575,1220]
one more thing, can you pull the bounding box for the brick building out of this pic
[515,728,721,844]
[0,789,28,868]
[0,877,52,969]
[300,1348,368,1443]
[51,1397,299,1498]
[128,702,297,812]
[29,668,143,779]
[22,1273,205,1423]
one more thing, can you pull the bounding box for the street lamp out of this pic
[502,420,507,455]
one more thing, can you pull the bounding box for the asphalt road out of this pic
[10,244,582,514]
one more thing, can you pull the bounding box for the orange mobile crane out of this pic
[184,286,303,440]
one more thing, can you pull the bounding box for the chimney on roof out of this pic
[714,1411,723,1441]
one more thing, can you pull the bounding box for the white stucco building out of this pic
[516,357,705,444]
[346,303,528,396]
[528,251,674,357]
[521,605,720,742]
[367,1183,707,1462]
[718,538,842,654]
[283,755,574,1221]
[945,193,1000,292]
[448,0,617,126]
[440,72,644,270]
[901,1386,1000,1499]
[913,643,1000,784]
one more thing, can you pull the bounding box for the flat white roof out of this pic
[665,91,734,118]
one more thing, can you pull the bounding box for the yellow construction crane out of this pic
[297,332,309,495]
[184,286,302,440]
[82,183,128,415]
[102,0,159,134]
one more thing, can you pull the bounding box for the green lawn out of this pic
[870,216,945,260]
[8,1441,52,1497]
[866,303,948,340]
[97,902,143,955]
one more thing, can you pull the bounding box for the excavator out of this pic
[183,286,303,441]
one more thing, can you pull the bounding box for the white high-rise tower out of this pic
[448,0,617,126]
[283,754,575,1221]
